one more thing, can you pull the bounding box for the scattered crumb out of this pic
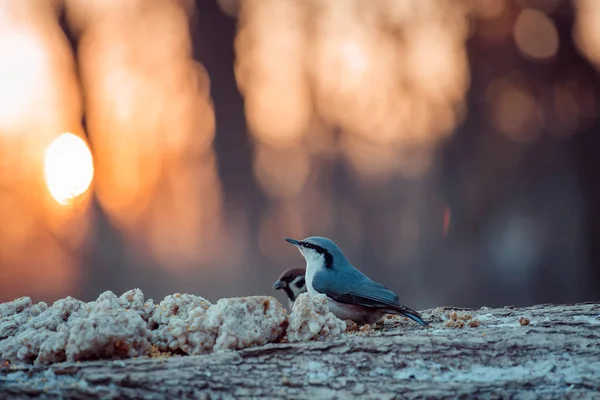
[448,311,473,321]
[278,336,289,344]
[373,320,386,330]
[445,320,465,329]
[286,293,345,342]
[149,345,172,359]
[359,324,373,333]
[444,311,474,328]
[345,320,359,333]
[519,317,530,326]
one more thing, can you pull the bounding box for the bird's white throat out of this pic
[298,247,324,297]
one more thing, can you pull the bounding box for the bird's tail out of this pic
[393,305,429,326]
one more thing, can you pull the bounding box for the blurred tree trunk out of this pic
[2,302,599,399]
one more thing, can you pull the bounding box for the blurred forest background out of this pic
[1,0,599,310]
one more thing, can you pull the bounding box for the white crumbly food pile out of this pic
[286,293,346,342]
[0,289,298,365]
[205,297,288,352]
[149,293,214,355]
[66,290,152,362]
[0,290,152,365]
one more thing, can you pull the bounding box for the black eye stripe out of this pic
[300,242,325,253]
[300,242,333,269]
[296,277,305,287]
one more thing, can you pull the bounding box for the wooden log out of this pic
[1,302,599,399]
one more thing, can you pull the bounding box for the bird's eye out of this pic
[296,277,305,288]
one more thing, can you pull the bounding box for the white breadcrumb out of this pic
[0,289,331,366]
[119,288,145,311]
[32,297,86,332]
[286,293,346,342]
[0,297,48,340]
[0,292,148,365]
[37,332,69,364]
[0,330,67,365]
[0,297,34,319]
[66,309,150,362]
[63,290,152,362]
[0,296,85,364]
[89,290,121,311]
[149,293,214,355]
[205,296,288,352]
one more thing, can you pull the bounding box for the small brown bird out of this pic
[273,268,307,309]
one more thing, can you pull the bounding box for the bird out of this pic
[284,236,428,326]
[272,268,307,309]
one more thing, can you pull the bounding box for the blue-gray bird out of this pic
[284,236,428,326]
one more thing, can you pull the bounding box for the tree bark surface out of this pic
[1,302,599,400]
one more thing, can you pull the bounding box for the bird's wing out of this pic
[312,268,400,309]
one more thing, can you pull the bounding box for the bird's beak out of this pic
[273,280,285,290]
[284,237,301,247]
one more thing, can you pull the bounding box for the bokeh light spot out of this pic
[44,133,94,205]
[513,9,558,61]
[574,0,600,71]
[486,79,542,143]
[473,0,507,20]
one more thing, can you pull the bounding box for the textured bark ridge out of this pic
[1,302,599,399]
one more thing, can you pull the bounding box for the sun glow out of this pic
[43,133,94,205]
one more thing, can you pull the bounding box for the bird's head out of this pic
[284,236,347,270]
[273,267,307,302]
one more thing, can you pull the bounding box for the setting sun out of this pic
[44,133,94,205]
